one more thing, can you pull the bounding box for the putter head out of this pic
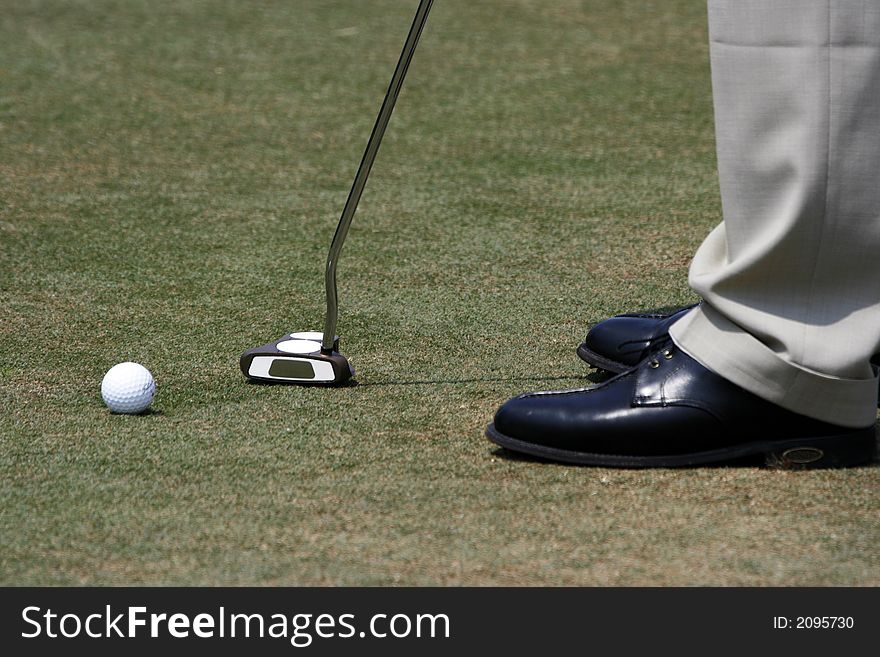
[239,332,354,385]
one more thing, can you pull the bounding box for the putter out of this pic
[240,0,434,384]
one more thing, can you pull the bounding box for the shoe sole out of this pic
[485,423,877,469]
[575,343,629,374]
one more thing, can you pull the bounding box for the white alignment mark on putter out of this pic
[289,331,325,342]
[276,340,322,354]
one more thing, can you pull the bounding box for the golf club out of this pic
[240,0,434,384]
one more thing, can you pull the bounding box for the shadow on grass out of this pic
[245,369,613,388]
[245,379,361,388]
[109,408,164,417]
[357,373,603,388]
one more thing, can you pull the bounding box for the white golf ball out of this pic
[101,362,156,414]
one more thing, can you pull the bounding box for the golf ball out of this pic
[101,362,156,414]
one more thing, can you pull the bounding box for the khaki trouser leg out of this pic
[669,0,880,428]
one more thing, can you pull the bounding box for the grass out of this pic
[1,0,877,586]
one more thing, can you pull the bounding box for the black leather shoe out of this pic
[487,342,876,469]
[576,303,698,373]
[578,302,880,408]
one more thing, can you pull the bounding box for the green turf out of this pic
[1,0,877,586]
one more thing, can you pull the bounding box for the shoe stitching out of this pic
[518,373,635,399]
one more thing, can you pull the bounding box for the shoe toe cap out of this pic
[493,389,596,447]
[493,393,540,438]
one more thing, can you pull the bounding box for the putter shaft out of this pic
[322,0,434,352]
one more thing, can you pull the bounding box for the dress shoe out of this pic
[576,303,697,373]
[578,302,880,408]
[488,342,876,468]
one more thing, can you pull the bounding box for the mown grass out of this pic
[1,0,877,585]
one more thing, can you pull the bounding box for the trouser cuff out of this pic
[669,304,878,428]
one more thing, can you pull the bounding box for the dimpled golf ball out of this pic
[101,362,156,414]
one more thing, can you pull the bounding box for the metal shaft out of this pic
[322,0,434,352]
